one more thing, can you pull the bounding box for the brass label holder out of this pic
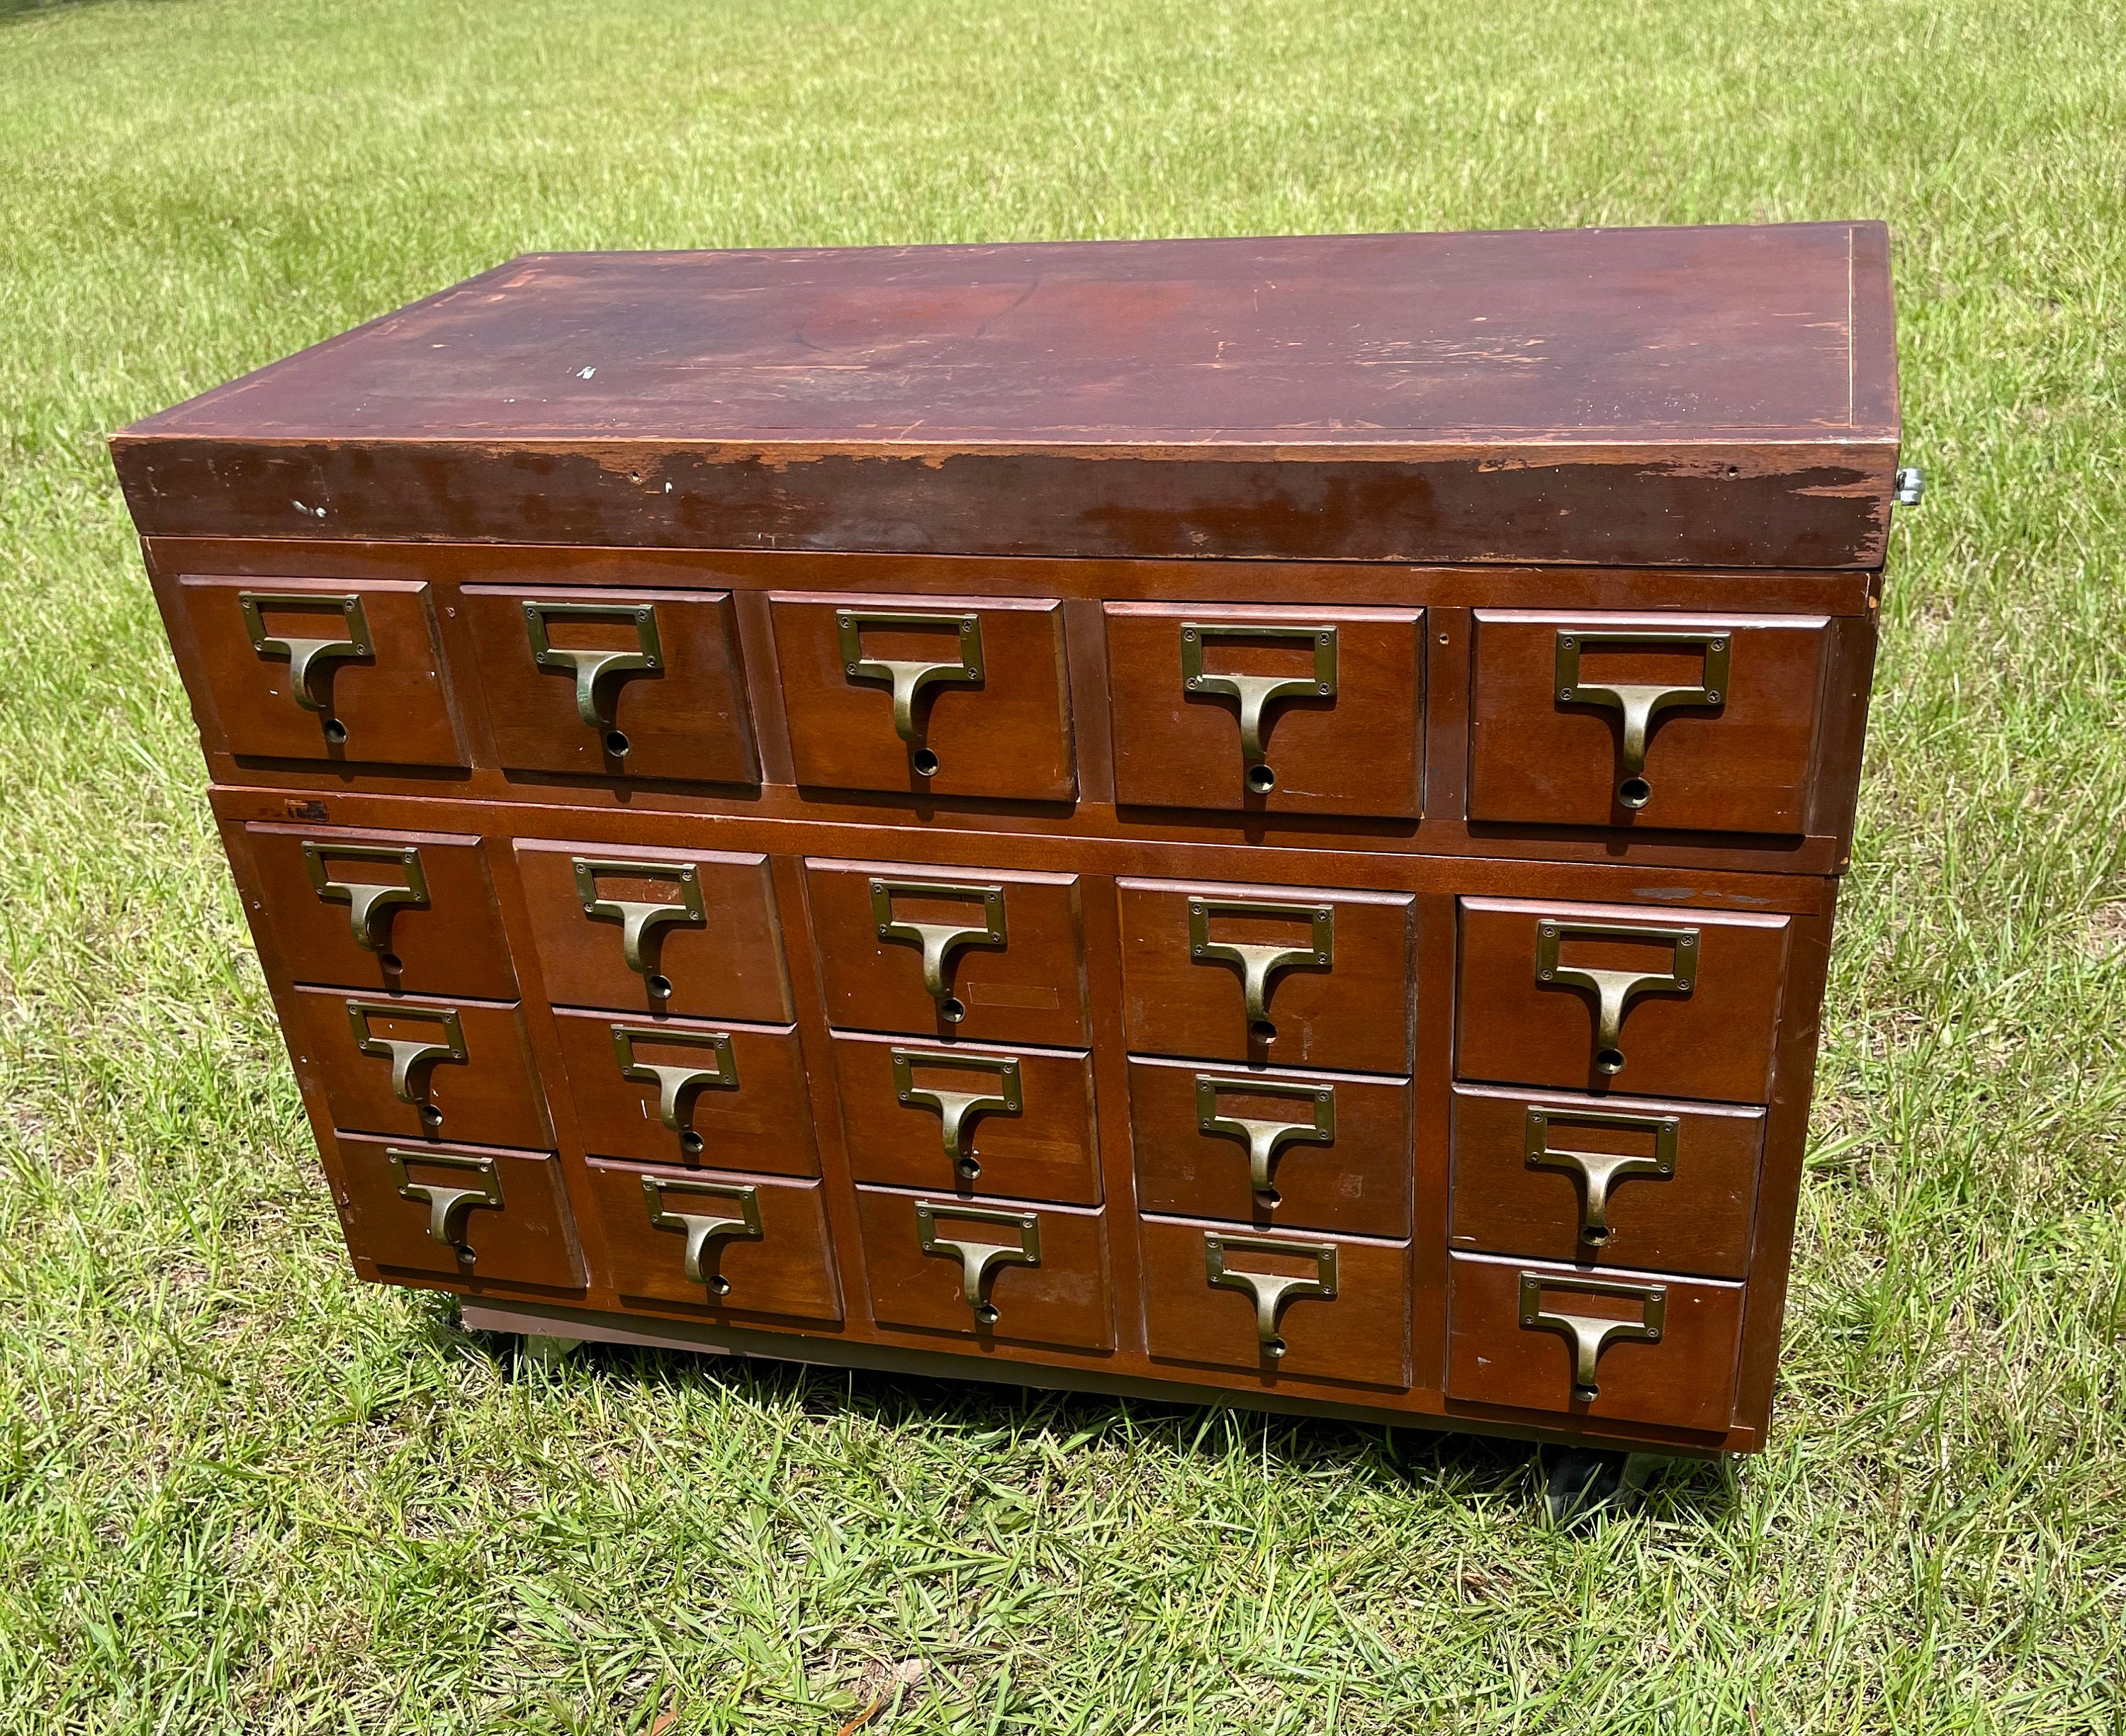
[1188,897,1334,1035]
[303,840,429,954]
[1524,1103,1679,1246]
[572,856,706,991]
[837,609,985,776]
[239,590,372,734]
[1518,1270,1667,1404]
[642,1176,762,1295]
[346,1000,466,1127]
[870,877,1008,1023]
[1194,1073,1337,1199]
[1534,919,1699,1077]
[1205,1231,1339,1360]
[523,599,663,755]
[1181,621,1337,795]
[892,1048,1023,1178]
[384,1146,502,1265]
[916,1200,1040,1325]
[1553,629,1730,810]
[612,1024,739,1158]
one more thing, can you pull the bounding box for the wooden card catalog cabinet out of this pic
[116,222,1907,1471]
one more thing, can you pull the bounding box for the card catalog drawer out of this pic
[328,1131,584,1290]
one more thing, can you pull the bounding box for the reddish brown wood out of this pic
[172,575,463,766]
[830,1032,1101,1205]
[514,840,792,1021]
[239,822,519,1000]
[1456,898,1791,1103]
[583,1157,843,1322]
[1140,1215,1410,1389]
[1106,603,1424,817]
[286,986,553,1149]
[770,593,1076,801]
[1116,878,1413,1073]
[1127,1056,1412,1237]
[1449,1084,1763,1278]
[549,1007,816,1175]
[330,1131,585,1291]
[461,585,758,785]
[1446,1251,1743,1433]
[1468,611,1830,834]
[855,1185,1115,1352]
[805,859,1088,1047]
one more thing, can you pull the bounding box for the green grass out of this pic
[2,0,2123,1729]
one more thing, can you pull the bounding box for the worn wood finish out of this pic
[514,840,792,1021]
[1448,1084,1763,1278]
[240,822,519,1000]
[1468,611,1830,835]
[122,224,1905,1461]
[770,593,1076,801]
[1139,1215,1411,1390]
[1106,602,1424,818]
[330,1131,585,1291]
[831,1032,1102,1206]
[463,585,758,786]
[1446,1251,1744,1435]
[1128,1056,1414,1238]
[549,1007,817,1174]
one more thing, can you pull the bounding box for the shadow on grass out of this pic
[427,1295,1738,1527]
[1,0,196,22]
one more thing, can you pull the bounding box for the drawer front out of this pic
[463,585,758,785]
[244,823,517,1000]
[856,1187,1113,1351]
[515,841,792,1022]
[585,1158,842,1322]
[551,1008,818,1175]
[1117,879,1413,1073]
[1140,1217,1410,1388]
[832,1032,1100,1205]
[1128,1057,1412,1238]
[290,986,552,1149]
[1468,611,1830,835]
[1446,1251,1743,1434]
[771,592,1076,800]
[1450,1085,1762,1278]
[1106,602,1424,817]
[807,860,1086,1046]
[176,575,461,766]
[1456,898,1789,1104]
[330,1131,584,1290]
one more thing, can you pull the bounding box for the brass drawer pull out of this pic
[239,590,372,728]
[384,1146,500,1264]
[870,878,1007,1022]
[523,599,663,756]
[1205,1231,1338,1360]
[612,1025,738,1158]
[1534,920,1698,1076]
[1524,1105,1677,1246]
[572,857,705,995]
[1553,629,1730,810]
[1188,897,1334,1037]
[838,609,986,775]
[915,1200,1039,1325]
[303,840,430,954]
[892,1048,1023,1178]
[1517,1270,1666,1403]
[642,1176,761,1295]
[1181,621,1337,795]
[1195,1073,1336,1200]
[346,1001,466,1127]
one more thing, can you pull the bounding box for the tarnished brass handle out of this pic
[892,1048,1022,1178]
[572,857,706,988]
[837,609,985,772]
[1524,1104,1678,1246]
[1195,1073,1336,1197]
[347,1001,466,1125]
[1205,1231,1338,1359]
[915,1200,1039,1325]
[1534,920,1699,1077]
[871,878,1008,1022]
[384,1146,500,1264]
[1553,630,1730,810]
[1188,897,1334,1032]
[613,1025,738,1156]
[303,840,429,953]
[524,600,663,749]
[643,1176,761,1295]
[1181,621,1338,794]
[1518,1270,1667,1402]
[240,591,372,718]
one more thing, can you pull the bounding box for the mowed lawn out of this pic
[1,0,2122,1730]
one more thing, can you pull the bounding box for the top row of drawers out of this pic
[175,575,1834,836]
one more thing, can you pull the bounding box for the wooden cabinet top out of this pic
[113,222,1901,568]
